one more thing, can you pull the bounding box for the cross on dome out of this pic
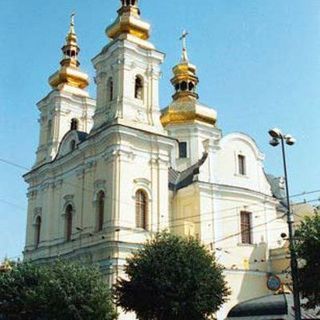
[179,30,189,63]
[69,12,76,34]
[48,13,89,91]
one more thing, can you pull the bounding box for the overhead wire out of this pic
[0,156,319,262]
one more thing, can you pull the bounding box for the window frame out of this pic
[70,118,79,131]
[238,154,246,176]
[134,76,144,100]
[135,189,148,230]
[97,191,105,232]
[240,211,252,245]
[35,216,41,248]
[107,77,114,102]
[65,204,73,242]
[178,141,188,159]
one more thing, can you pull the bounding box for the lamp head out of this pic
[285,135,296,146]
[269,137,280,147]
[268,128,282,139]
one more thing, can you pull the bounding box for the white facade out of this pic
[24,2,289,320]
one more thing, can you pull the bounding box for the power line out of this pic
[1,156,320,216]
[0,199,26,211]
[0,158,29,170]
[0,155,318,262]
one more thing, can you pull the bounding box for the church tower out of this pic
[91,0,164,134]
[161,33,220,173]
[34,15,95,166]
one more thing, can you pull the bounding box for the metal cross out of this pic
[179,30,189,62]
[70,12,76,27]
[179,30,189,50]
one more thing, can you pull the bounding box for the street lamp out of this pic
[268,128,301,320]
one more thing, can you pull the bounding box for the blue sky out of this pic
[1,0,320,259]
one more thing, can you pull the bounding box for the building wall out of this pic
[35,90,95,166]
[24,125,174,268]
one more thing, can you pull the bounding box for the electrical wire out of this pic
[0,156,318,262]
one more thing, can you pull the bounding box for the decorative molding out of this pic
[27,190,38,199]
[149,157,169,166]
[103,149,135,162]
[85,160,97,170]
[135,109,147,123]
[32,207,42,224]
[76,168,85,178]
[94,179,106,191]
[63,194,74,203]
[103,150,118,162]
[95,72,107,84]
[40,183,50,192]
[52,179,63,189]
[133,178,151,187]
[34,207,42,216]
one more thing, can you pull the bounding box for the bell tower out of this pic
[161,32,219,171]
[34,14,95,166]
[91,0,164,134]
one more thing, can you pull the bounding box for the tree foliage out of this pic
[295,214,320,310]
[0,259,117,320]
[114,232,230,320]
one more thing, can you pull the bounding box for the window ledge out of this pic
[234,173,249,179]
[237,243,257,248]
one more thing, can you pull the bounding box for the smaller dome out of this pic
[161,99,217,127]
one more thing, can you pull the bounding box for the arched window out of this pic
[180,81,187,91]
[70,118,79,131]
[97,191,105,231]
[107,78,114,102]
[136,190,148,229]
[65,205,73,241]
[135,76,143,100]
[70,140,76,151]
[123,0,133,6]
[35,216,41,248]
[47,120,52,142]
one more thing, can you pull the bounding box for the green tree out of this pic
[0,259,117,320]
[114,232,230,320]
[295,214,320,310]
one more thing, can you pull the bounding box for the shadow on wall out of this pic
[235,242,270,304]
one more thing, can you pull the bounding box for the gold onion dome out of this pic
[161,31,217,127]
[49,13,89,90]
[106,0,151,43]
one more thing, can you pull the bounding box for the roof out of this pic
[265,173,287,212]
[169,152,208,191]
[265,174,285,200]
[227,293,320,320]
[228,294,288,318]
[76,131,89,143]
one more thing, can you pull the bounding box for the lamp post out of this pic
[268,128,301,320]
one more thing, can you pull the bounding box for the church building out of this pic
[23,1,290,319]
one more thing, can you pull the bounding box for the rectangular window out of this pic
[241,211,252,244]
[238,154,246,175]
[179,142,187,158]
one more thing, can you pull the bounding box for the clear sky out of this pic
[1,0,320,260]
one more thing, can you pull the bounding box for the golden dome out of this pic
[170,31,199,101]
[49,14,89,90]
[161,99,217,127]
[106,0,150,42]
[161,31,217,127]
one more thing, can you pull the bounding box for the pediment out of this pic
[55,130,88,160]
